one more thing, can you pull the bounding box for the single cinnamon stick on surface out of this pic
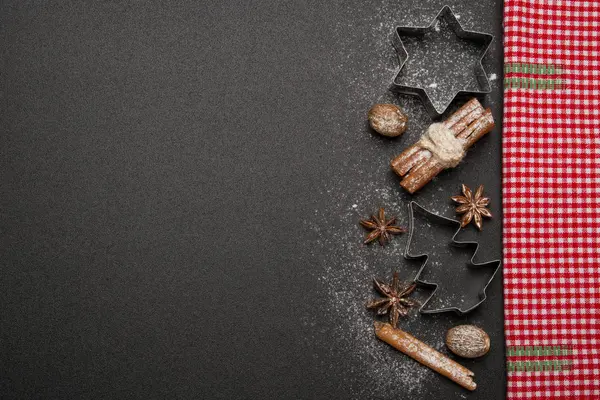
[390,98,495,194]
[374,322,477,391]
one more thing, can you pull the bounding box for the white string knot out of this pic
[417,123,466,168]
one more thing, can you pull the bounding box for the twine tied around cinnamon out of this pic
[417,123,466,168]
[390,98,496,194]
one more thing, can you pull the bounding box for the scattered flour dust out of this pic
[305,179,437,397]
[308,2,500,397]
[489,73,497,81]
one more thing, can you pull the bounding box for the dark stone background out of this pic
[0,1,503,399]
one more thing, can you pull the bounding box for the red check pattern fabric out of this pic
[503,1,600,398]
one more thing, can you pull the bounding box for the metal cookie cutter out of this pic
[404,201,501,315]
[391,5,493,118]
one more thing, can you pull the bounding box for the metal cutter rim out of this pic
[391,5,494,118]
[404,201,501,315]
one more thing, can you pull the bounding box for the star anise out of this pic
[366,272,417,328]
[359,207,406,246]
[451,184,492,230]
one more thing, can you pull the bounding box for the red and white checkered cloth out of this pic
[503,1,600,398]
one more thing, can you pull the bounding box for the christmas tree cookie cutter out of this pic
[391,5,494,118]
[404,201,501,315]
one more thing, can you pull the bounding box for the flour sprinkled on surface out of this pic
[305,1,502,398]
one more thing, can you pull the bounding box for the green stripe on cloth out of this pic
[504,62,564,90]
[504,62,563,75]
[504,77,564,90]
[507,345,574,357]
[507,360,574,372]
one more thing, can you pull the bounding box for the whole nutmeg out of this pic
[368,104,408,137]
[445,325,490,359]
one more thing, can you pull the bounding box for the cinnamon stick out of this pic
[390,98,495,194]
[401,158,442,194]
[390,144,420,172]
[442,97,481,130]
[463,110,495,146]
[374,322,477,391]
[390,100,479,176]
[446,107,484,136]
[392,146,431,176]
[400,110,494,193]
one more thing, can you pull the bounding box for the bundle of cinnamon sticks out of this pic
[390,98,495,194]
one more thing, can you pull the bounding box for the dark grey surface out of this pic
[0,1,504,399]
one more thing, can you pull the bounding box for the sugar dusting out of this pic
[324,1,500,117]
[303,1,501,397]
[306,182,436,396]
[395,16,486,112]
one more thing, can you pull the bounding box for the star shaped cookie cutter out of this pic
[391,6,493,118]
[404,201,501,315]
